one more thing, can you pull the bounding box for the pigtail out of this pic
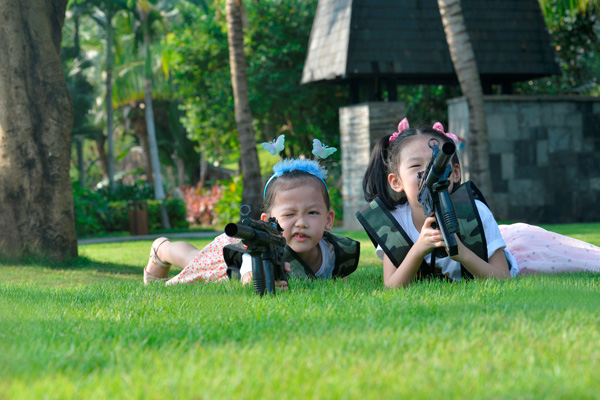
[362,134,397,209]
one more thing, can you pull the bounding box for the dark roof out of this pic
[301,0,561,85]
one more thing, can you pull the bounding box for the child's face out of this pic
[262,184,334,261]
[388,135,461,213]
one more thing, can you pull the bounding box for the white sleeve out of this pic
[240,253,253,278]
[475,200,506,259]
[375,245,385,260]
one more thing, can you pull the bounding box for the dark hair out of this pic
[263,170,330,213]
[362,124,461,210]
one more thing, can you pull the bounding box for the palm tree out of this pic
[131,0,171,228]
[437,0,494,205]
[225,0,262,218]
[71,0,131,192]
[112,38,200,189]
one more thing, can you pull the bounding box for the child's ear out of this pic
[260,213,269,222]
[325,210,335,231]
[388,173,403,193]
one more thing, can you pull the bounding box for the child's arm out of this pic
[383,216,446,288]
[383,216,510,287]
[450,239,510,279]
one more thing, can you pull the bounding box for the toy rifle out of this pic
[417,138,460,258]
[224,215,287,296]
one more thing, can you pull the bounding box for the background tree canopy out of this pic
[168,0,349,165]
[60,0,600,228]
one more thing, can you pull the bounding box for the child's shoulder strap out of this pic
[323,231,360,278]
[355,197,413,268]
[283,232,360,279]
[452,181,488,263]
[283,246,318,279]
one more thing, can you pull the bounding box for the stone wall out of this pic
[448,95,600,223]
[340,102,405,230]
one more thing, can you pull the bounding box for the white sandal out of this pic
[143,239,171,284]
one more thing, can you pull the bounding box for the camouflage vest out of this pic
[355,181,489,279]
[223,231,360,280]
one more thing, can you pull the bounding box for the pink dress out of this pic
[166,234,241,285]
[499,223,600,275]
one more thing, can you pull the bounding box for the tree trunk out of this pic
[77,138,86,186]
[106,7,115,192]
[437,0,494,206]
[143,28,170,229]
[129,109,154,181]
[95,134,109,179]
[176,156,185,187]
[0,0,77,261]
[199,152,208,187]
[226,0,263,218]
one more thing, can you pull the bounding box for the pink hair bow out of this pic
[389,117,410,143]
[432,122,459,143]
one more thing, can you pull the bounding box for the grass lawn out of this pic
[1,224,600,399]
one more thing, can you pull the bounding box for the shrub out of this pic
[96,180,154,201]
[181,184,222,226]
[72,185,109,237]
[73,181,188,236]
[147,199,188,231]
[213,176,243,225]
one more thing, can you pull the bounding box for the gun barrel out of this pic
[225,221,286,249]
[425,142,456,189]
[432,141,456,174]
[224,222,256,242]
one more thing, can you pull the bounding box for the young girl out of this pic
[144,158,360,286]
[357,118,600,288]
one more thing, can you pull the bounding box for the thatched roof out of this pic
[301,0,560,86]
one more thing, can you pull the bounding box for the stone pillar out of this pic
[448,95,600,223]
[340,102,406,230]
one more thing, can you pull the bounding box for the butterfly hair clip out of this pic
[312,139,337,159]
[261,134,285,156]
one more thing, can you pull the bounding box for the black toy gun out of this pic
[224,215,287,296]
[417,138,460,258]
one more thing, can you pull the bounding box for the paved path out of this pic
[78,231,222,245]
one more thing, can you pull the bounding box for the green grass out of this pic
[1,225,600,399]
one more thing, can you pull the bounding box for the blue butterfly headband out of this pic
[261,135,336,198]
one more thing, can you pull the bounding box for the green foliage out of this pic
[72,184,110,236]
[245,0,348,158]
[72,182,187,236]
[517,1,600,95]
[324,160,344,225]
[147,199,188,230]
[106,200,131,232]
[166,4,235,163]
[96,180,154,201]
[167,0,347,165]
[213,175,244,225]
[400,85,462,126]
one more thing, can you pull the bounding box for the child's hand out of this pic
[415,216,446,256]
[275,262,292,291]
[241,271,253,285]
[449,235,467,263]
[242,263,292,291]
